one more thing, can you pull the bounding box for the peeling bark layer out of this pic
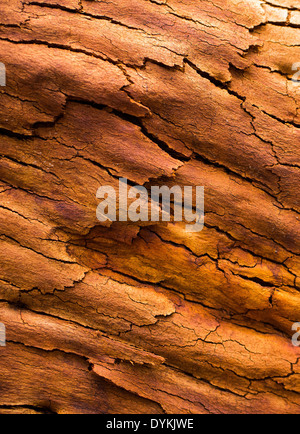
[0,0,300,414]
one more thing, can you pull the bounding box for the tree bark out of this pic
[0,0,300,414]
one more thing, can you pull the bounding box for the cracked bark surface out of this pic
[0,0,300,414]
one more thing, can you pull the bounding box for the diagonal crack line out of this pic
[0,232,80,265]
[25,1,155,34]
[0,404,57,414]
[0,36,116,64]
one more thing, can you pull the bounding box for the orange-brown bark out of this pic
[0,0,300,414]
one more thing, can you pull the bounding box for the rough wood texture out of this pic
[0,0,300,414]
